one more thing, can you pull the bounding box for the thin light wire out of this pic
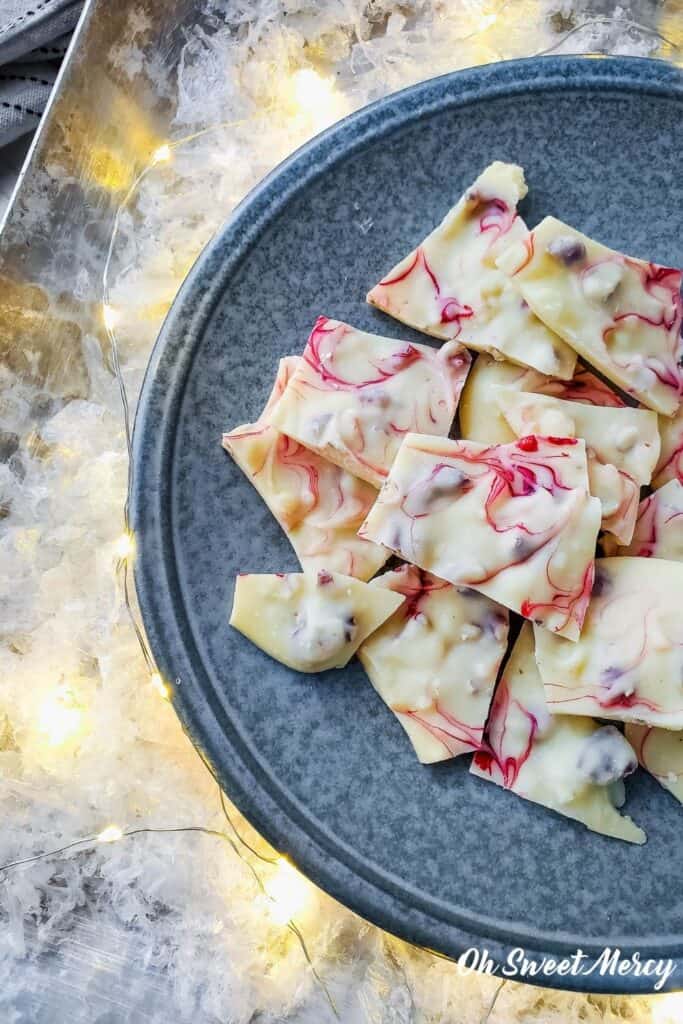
[535,16,681,60]
[218,782,279,866]
[383,936,417,1019]
[288,918,338,1017]
[0,825,255,876]
[0,835,101,873]
[100,119,337,1019]
[0,820,338,1016]
[101,120,245,528]
[480,978,507,1024]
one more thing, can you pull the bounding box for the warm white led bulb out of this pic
[37,686,83,747]
[290,68,347,129]
[114,533,134,559]
[266,856,312,924]
[102,303,120,331]
[150,672,169,699]
[152,143,172,164]
[97,825,124,844]
[652,993,683,1024]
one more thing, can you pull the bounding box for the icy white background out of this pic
[1,1,682,1022]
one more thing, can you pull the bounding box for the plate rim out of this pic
[131,54,683,993]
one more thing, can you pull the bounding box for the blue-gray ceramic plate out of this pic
[132,56,683,993]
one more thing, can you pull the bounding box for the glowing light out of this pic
[443,1,501,66]
[266,856,312,924]
[138,298,173,323]
[102,303,121,331]
[37,686,83,747]
[88,146,132,192]
[652,993,683,1024]
[152,143,172,165]
[97,825,124,844]
[658,8,683,52]
[114,532,134,560]
[150,672,169,700]
[289,68,348,130]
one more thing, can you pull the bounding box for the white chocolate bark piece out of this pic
[360,433,601,640]
[471,625,645,844]
[223,357,389,581]
[358,565,509,763]
[459,353,523,445]
[625,723,683,806]
[535,557,683,728]
[617,479,683,561]
[497,392,659,483]
[654,406,683,488]
[270,317,470,488]
[497,216,683,415]
[230,570,404,673]
[367,162,576,379]
[496,391,659,544]
[459,352,625,445]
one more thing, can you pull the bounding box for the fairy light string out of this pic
[0,824,246,875]
[536,15,681,59]
[21,108,341,1020]
[480,978,507,1024]
[0,793,338,1016]
[101,101,413,1019]
[0,811,334,992]
[6,15,682,1015]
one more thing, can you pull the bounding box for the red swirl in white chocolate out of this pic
[535,557,683,728]
[223,357,388,580]
[367,162,576,378]
[378,187,519,323]
[377,248,475,335]
[303,316,426,388]
[474,675,538,788]
[602,260,683,395]
[617,479,683,561]
[471,625,645,842]
[359,564,508,763]
[494,389,660,545]
[270,318,470,487]
[538,366,625,407]
[654,406,683,489]
[360,434,601,640]
[497,216,683,415]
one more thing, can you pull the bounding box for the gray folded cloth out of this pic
[0,0,82,65]
[14,31,74,63]
[0,0,82,149]
[0,60,58,146]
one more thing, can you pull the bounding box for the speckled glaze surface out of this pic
[132,56,683,992]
